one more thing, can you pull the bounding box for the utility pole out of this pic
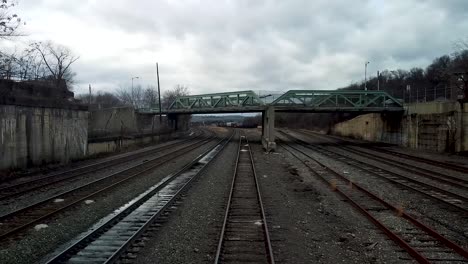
[131,76,139,90]
[364,61,370,91]
[88,84,92,106]
[377,70,380,91]
[156,63,162,123]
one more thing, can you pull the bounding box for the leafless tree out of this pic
[0,0,23,39]
[143,85,158,108]
[77,91,124,110]
[32,41,79,90]
[115,84,161,109]
[162,84,189,109]
[451,38,468,100]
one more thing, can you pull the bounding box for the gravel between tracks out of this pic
[244,129,405,263]
[132,129,237,264]
[0,138,209,215]
[284,130,468,249]
[0,135,221,264]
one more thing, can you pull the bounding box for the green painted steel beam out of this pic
[165,89,403,112]
[168,90,264,110]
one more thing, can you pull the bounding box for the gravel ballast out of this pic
[245,129,404,263]
[132,131,238,264]
[0,134,222,264]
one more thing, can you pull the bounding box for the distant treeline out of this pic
[341,44,468,103]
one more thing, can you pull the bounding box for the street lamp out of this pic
[364,61,370,91]
[131,76,140,89]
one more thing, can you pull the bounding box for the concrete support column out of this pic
[167,113,178,130]
[262,106,276,151]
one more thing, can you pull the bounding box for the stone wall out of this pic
[0,104,88,170]
[331,101,468,153]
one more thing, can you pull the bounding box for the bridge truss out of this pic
[168,90,264,113]
[271,90,402,111]
[165,90,403,113]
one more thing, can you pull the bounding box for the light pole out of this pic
[131,76,139,90]
[156,63,162,121]
[364,61,370,91]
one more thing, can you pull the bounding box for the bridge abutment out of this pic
[262,106,276,151]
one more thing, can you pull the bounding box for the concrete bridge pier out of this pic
[262,106,276,151]
[167,113,179,130]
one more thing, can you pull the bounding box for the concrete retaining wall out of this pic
[87,132,185,156]
[88,107,176,138]
[0,105,88,169]
[331,101,468,153]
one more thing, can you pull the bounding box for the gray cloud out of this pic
[12,0,468,95]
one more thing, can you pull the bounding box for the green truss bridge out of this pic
[166,90,403,114]
[155,90,403,151]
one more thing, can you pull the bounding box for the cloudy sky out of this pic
[7,0,468,95]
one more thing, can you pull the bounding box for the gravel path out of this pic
[132,130,238,264]
[0,134,220,264]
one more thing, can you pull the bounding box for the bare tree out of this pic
[115,84,161,109]
[0,0,23,39]
[162,84,189,109]
[77,91,124,110]
[143,85,158,108]
[451,39,468,100]
[32,41,79,90]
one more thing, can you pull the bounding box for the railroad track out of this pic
[44,131,234,264]
[299,129,468,175]
[0,134,217,241]
[279,131,468,215]
[0,131,206,203]
[214,135,275,264]
[279,138,468,263]
[296,130,468,191]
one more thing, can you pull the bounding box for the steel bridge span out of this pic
[145,90,403,150]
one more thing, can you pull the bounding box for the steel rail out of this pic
[336,145,468,189]
[45,131,235,264]
[0,135,216,241]
[214,135,275,264]
[279,139,468,263]
[279,131,468,214]
[299,129,468,175]
[0,131,205,201]
[297,129,468,186]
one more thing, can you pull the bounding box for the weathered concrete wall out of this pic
[331,101,468,153]
[0,105,88,169]
[88,107,180,139]
[87,131,186,156]
[332,113,403,145]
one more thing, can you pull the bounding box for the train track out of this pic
[279,131,468,215]
[0,134,217,241]
[296,130,468,191]
[0,131,205,202]
[299,129,468,175]
[279,138,468,263]
[44,132,234,264]
[214,135,275,264]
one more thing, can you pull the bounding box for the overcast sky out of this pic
[7,0,468,95]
